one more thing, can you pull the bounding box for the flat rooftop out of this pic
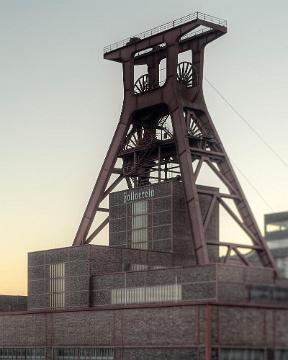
[103,11,227,54]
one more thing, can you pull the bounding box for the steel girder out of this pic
[72,12,277,274]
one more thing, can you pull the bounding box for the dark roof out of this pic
[265,211,288,223]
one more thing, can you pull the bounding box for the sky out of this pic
[0,0,288,295]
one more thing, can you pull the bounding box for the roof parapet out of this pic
[103,11,227,54]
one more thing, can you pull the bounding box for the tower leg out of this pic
[170,105,209,265]
[191,107,276,270]
[217,156,276,268]
[73,109,132,246]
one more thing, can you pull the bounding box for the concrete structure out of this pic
[265,211,288,278]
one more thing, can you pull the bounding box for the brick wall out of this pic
[0,303,287,354]
[0,296,27,312]
[109,181,219,258]
[28,245,192,310]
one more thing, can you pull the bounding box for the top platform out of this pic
[103,11,227,54]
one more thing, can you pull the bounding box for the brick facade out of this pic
[0,181,288,359]
[0,303,288,359]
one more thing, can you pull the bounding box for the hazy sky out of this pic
[1,0,288,295]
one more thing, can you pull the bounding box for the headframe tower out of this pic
[73,12,276,272]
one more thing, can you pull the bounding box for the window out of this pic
[275,350,288,360]
[0,348,45,360]
[111,283,182,305]
[131,200,148,249]
[276,257,288,278]
[266,220,288,233]
[220,349,264,360]
[130,264,149,271]
[129,264,166,271]
[54,348,114,360]
[49,263,65,309]
[268,239,288,249]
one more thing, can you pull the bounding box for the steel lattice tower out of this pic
[72,12,276,273]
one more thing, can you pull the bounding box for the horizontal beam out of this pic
[207,241,262,251]
[197,188,239,200]
[112,168,123,174]
[190,147,225,161]
[97,208,109,213]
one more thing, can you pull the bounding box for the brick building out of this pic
[265,211,288,278]
[1,11,288,360]
[1,181,288,360]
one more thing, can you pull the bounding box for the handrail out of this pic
[104,11,227,54]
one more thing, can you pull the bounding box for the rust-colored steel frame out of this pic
[72,12,277,273]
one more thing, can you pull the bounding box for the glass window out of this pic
[220,349,264,360]
[132,200,148,249]
[54,348,114,360]
[130,264,147,271]
[49,263,65,309]
[267,239,288,249]
[266,218,288,232]
[275,350,288,360]
[274,257,288,278]
[0,348,45,360]
[111,284,182,305]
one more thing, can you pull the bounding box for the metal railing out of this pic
[104,11,227,54]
